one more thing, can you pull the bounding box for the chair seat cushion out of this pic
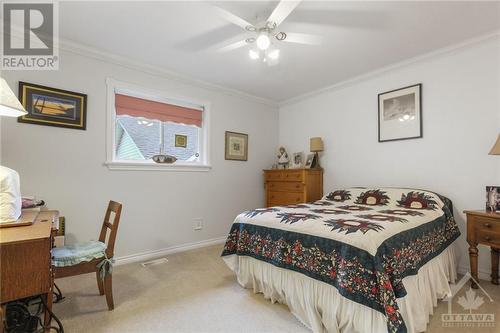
[52,240,107,267]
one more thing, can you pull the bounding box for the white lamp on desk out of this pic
[0,78,27,117]
[0,78,27,223]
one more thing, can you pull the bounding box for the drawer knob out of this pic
[295,184,300,188]
[485,236,491,241]
[485,223,491,228]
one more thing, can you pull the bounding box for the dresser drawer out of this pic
[264,172,283,182]
[266,181,304,192]
[268,191,305,206]
[476,229,500,247]
[473,216,500,233]
[265,170,304,182]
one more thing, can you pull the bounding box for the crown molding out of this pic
[279,30,500,107]
[58,38,279,108]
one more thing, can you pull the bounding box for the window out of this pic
[106,79,210,171]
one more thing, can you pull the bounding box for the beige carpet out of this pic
[54,245,500,333]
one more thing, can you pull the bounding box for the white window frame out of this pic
[105,78,211,171]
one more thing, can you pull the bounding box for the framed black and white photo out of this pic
[378,84,422,142]
[291,152,304,169]
[486,186,500,212]
[304,153,315,169]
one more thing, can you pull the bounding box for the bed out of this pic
[221,187,460,333]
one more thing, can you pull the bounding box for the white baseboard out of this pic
[457,265,491,281]
[115,236,227,266]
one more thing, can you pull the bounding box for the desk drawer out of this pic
[267,181,304,192]
[268,192,305,206]
[476,229,500,247]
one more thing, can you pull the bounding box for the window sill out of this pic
[104,161,211,172]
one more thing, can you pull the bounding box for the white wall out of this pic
[1,48,278,259]
[279,36,500,277]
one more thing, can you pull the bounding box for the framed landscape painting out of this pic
[378,84,422,142]
[18,82,87,130]
[225,131,248,161]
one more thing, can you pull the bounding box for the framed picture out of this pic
[486,186,500,212]
[305,153,315,169]
[18,82,87,130]
[175,134,187,148]
[225,131,248,161]
[291,152,304,168]
[378,83,422,142]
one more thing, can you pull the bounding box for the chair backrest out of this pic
[98,201,122,258]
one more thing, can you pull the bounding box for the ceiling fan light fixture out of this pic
[268,49,280,60]
[249,49,260,60]
[245,25,256,32]
[275,32,287,41]
[256,33,271,50]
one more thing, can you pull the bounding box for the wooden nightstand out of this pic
[464,210,500,288]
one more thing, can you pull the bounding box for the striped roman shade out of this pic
[115,94,202,127]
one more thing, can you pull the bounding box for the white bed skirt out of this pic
[222,242,457,333]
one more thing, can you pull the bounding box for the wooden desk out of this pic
[0,210,59,331]
[464,210,500,288]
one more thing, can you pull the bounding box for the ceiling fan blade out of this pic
[216,39,249,53]
[281,32,322,45]
[213,6,255,31]
[267,0,302,27]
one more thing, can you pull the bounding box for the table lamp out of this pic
[310,137,324,169]
[0,78,28,117]
[0,78,26,223]
[489,134,500,155]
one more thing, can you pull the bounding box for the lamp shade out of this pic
[310,137,324,152]
[0,78,27,117]
[489,134,500,155]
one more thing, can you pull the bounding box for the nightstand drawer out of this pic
[474,216,500,233]
[266,182,304,192]
[268,192,304,206]
[476,229,500,247]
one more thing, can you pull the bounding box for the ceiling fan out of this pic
[213,0,322,64]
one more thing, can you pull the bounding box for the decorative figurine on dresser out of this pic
[263,169,323,207]
[277,146,290,169]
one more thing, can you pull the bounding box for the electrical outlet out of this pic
[193,218,203,231]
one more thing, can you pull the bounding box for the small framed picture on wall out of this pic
[225,131,248,161]
[378,83,422,142]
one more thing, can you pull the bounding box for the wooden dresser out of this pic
[264,169,323,207]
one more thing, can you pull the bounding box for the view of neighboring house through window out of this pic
[113,93,203,163]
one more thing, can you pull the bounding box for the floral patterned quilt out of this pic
[221,187,460,333]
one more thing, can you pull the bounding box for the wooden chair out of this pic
[53,201,122,310]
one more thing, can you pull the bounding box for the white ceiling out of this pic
[59,1,500,103]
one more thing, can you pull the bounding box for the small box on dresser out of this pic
[264,169,323,207]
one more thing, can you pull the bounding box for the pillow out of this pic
[0,166,22,223]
